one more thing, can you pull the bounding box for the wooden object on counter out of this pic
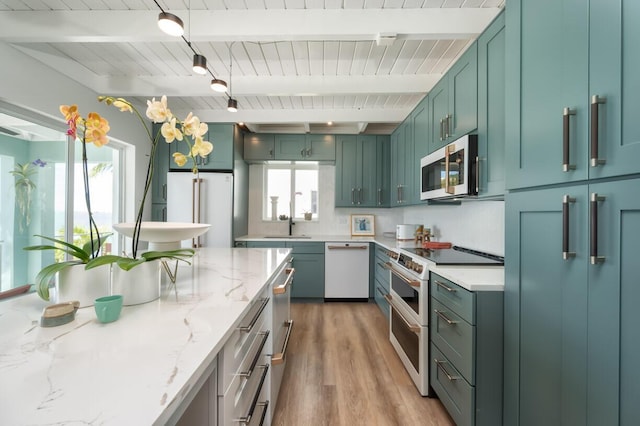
[40,301,80,327]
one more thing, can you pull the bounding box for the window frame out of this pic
[262,162,319,221]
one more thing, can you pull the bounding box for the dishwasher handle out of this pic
[327,244,368,250]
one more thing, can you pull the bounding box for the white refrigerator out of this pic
[166,171,233,248]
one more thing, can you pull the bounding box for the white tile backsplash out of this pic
[247,164,504,255]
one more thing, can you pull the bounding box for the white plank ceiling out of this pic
[0,0,503,134]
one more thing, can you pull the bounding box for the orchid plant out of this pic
[26,96,209,301]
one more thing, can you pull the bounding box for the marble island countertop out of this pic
[0,247,291,425]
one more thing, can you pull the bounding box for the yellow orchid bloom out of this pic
[172,151,188,167]
[161,118,183,143]
[112,98,133,113]
[59,104,79,122]
[84,112,110,147]
[145,95,172,123]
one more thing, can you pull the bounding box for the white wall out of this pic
[247,164,505,255]
[0,41,151,223]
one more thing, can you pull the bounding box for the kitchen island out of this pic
[0,247,291,425]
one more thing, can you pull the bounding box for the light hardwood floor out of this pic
[272,302,454,426]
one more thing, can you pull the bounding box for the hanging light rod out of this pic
[153,0,227,91]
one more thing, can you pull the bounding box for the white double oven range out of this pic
[385,245,503,396]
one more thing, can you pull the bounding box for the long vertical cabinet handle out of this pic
[357,188,362,205]
[191,178,198,248]
[590,193,606,264]
[563,108,577,171]
[351,188,355,205]
[300,149,305,157]
[475,155,480,193]
[590,95,607,167]
[439,119,444,141]
[162,183,167,201]
[445,114,451,139]
[445,144,455,194]
[377,188,382,205]
[562,195,576,260]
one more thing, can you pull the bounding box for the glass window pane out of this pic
[294,169,318,218]
[265,168,291,219]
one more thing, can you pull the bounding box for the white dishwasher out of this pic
[324,242,370,300]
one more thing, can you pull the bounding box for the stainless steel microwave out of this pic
[420,134,478,200]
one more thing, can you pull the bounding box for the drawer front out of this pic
[218,296,271,395]
[431,344,474,426]
[287,241,324,254]
[374,259,390,288]
[220,359,270,426]
[431,298,475,384]
[430,272,475,324]
[247,241,286,248]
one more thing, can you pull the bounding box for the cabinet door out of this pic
[170,124,234,171]
[244,134,275,161]
[290,253,324,299]
[505,0,589,190]
[477,12,506,198]
[151,203,166,222]
[274,134,306,160]
[152,131,170,203]
[358,135,378,207]
[306,134,335,161]
[402,119,418,205]
[429,78,449,153]
[335,135,358,207]
[587,178,640,425]
[589,0,640,180]
[375,136,390,207]
[389,130,400,205]
[448,42,478,141]
[413,96,430,159]
[505,185,588,426]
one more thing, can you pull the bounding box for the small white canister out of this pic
[396,224,421,241]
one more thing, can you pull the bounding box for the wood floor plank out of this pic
[272,302,454,426]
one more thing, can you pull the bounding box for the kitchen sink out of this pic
[263,235,312,239]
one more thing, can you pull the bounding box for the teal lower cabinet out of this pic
[505,178,640,425]
[151,203,166,221]
[429,272,503,426]
[373,244,391,319]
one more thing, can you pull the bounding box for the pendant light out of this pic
[210,79,228,93]
[157,12,184,37]
[226,43,238,112]
[227,98,238,112]
[192,54,207,75]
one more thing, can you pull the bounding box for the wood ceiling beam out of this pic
[0,9,500,43]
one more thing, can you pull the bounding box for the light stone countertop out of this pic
[0,247,291,426]
[237,234,504,292]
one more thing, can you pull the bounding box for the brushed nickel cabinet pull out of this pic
[434,280,457,293]
[445,114,451,139]
[162,183,167,200]
[235,364,269,424]
[434,358,460,381]
[306,148,311,156]
[274,267,295,295]
[272,320,293,365]
[255,401,269,426]
[562,195,577,260]
[377,188,382,205]
[563,107,577,171]
[238,297,270,332]
[434,309,458,325]
[590,193,606,264]
[238,331,270,378]
[439,118,444,141]
[590,95,606,167]
[300,149,305,157]
[351,188,355,205]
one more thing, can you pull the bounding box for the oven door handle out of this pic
[390,301,421,334]
[386,262,421,288]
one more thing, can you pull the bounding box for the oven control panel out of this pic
[398,254,424,274]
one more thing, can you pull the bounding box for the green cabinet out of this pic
[477,11,506,198]
[275,134,335,161]
[152,123,169,221]
[507,0,640,191]
[413,96,430,159]
[430,272,503,426]
[170,123,234,171]
[373,244,391,319]
[505,179,640,425]
[244,133,275,161]
[335,135,389,207]
[429,43,478,153]
[390,119,418,206]
[245,241,325,299]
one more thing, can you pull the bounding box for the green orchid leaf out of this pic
[81,232,113,257]
[28,235,89,262]
[85,255,122,270]
[141,249,195,260]
[34,260,83,301]
[115,258,147,271]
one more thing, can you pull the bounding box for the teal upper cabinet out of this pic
[375,135,390,207]
[390,119,418,206]
[244,133,275,161]
[170,123,234,171]
[275,134,335,161]
[477,11,506,198]
[429,43,478,153]
[507,0,640,190]
[413,96,430,160]
[390,129,400,205]
[335,135,389,207]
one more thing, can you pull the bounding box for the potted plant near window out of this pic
[25,96,207,306]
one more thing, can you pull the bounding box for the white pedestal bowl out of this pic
[112,222,211,251]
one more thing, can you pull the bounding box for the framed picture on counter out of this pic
[350,214,375,236]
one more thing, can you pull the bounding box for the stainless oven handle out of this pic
[434,358,460,381]
[237,297,269,332]
[434,309,458,325]
[434,279,457,293]
[238,331,270,378]
[391,302,421,334]
[386,262,421,288]
[274,267,295,294]
[272,320,293,365]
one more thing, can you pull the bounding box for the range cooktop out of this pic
[403,245,504,266]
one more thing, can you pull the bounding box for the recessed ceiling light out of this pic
[327,121,333,126]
